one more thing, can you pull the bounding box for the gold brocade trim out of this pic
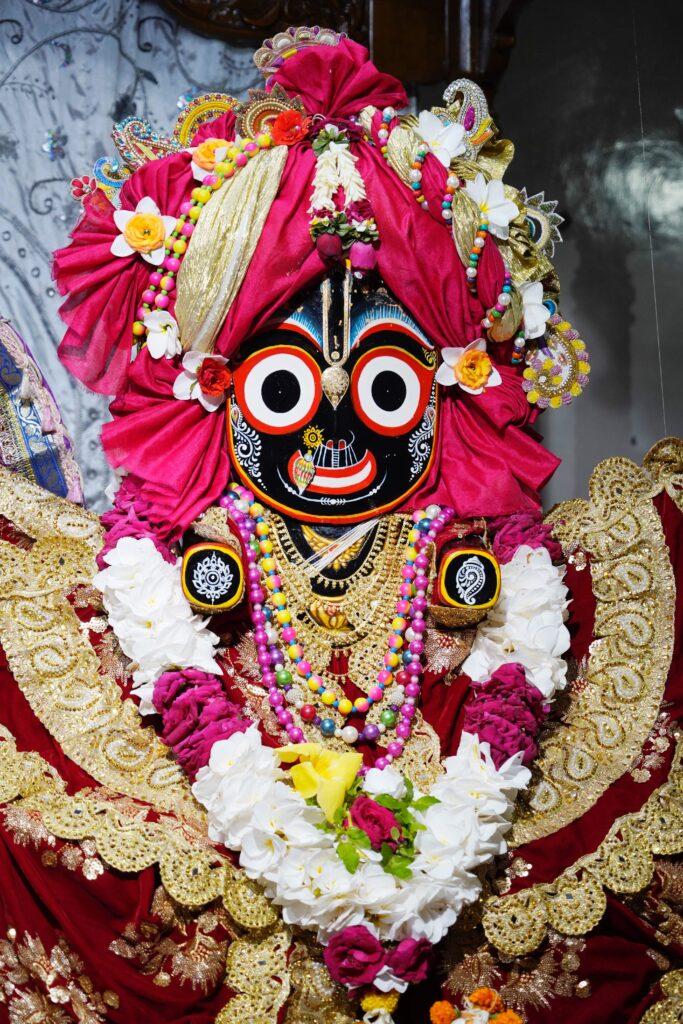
[285,944,358,1024]
[482,736,683,956]
[640,970,683,1023]
[644,437,683,513]
[0,729,278,928]
[510,451,677,846]
[0,731,293,1022]
[0,467,200,823]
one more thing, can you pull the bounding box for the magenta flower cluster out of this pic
[323,924,432,988]
[490,509,562,565]
[153,668,250,780]
[462,662,548,768]
[97,475,174,569]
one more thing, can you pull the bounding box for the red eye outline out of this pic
[350,345,435,436]
[232,345,322,434]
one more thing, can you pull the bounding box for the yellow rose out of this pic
[123,212,166,254]
[193,137,229,171]
[455,349,493,390]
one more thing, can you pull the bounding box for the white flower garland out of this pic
[93,536,220,713]
[462,544,570,699]
[308,136,368,214]
[94,532,572,982]
[192,725,529,946]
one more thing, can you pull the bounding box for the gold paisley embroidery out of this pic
[0,930,119,1023]
[511,451,677,845]
[286,943,358,1024]
[216,929,292,1024]
[0,467,200,824]
[643,437,683,513]
[641,969,683,1023]
[0,731,275,925]
[482,737,683,955]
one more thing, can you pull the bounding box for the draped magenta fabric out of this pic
[56,35,560,531]
[54,153,194,395]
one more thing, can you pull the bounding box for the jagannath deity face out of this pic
[227,274,438,523]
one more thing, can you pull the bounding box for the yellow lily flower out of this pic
[278,743,363,822]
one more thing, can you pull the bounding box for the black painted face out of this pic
[227,276,438,523]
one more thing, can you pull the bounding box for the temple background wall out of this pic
[0,0,680,510]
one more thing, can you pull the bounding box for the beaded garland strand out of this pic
[131,132,274,347]
[222,483,455,772]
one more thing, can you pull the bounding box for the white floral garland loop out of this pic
[94,537,570,972]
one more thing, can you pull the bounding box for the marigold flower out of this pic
[468,987,504,1012]
[430,1000,458,1024]
[491,1010,523,1024]
[361,990,400,1013]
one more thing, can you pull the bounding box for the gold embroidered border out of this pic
[644,437,683,514]
[640,969,683,1023]
[0,468,200,823]
[0,729,292,1023]
[482,736,683,955]
[510,448,678,846]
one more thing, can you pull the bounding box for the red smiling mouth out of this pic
[288,440,377,495]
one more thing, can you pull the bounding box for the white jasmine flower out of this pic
[415,110,467,167]
[465,173,519,239]
[463,545,570,698]
[142,310,182,359]
[520,281,551,340]
[363,766,406,800]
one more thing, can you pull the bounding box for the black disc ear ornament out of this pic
[181,542,244,613]
[433,546,501,627]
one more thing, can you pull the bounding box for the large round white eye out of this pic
[352,347,433,435]
[233,346,322,434]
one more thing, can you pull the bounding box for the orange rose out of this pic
[455,349,493,390]
[430,1001,458,1024]
[469,988,504,1013]
[491,1011,523,1024]
[123,212,167,254]
[193,137,229,171]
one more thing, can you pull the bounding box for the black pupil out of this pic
[261,369,300,413]
[372,370,406,412]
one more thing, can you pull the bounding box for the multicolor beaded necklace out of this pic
[222,484,455,773]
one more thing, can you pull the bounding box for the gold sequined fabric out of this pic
[641,970,683,1023]
[511,451,676,846]
[175,146,287,353]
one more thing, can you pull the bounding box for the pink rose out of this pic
[386,937,433,983]
[323,926,385,988]
[316,232,344,262]
[98,475,173,569]
[491,510,562,564]
[349,240,378,273]
[349,795,401,851]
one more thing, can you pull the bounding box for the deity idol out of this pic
[0,25,680,1024]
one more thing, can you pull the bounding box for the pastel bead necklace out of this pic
[222,485,455,772]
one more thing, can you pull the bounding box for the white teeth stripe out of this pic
[312,457,374,490]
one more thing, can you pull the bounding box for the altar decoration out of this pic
[0,17,674,1024]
